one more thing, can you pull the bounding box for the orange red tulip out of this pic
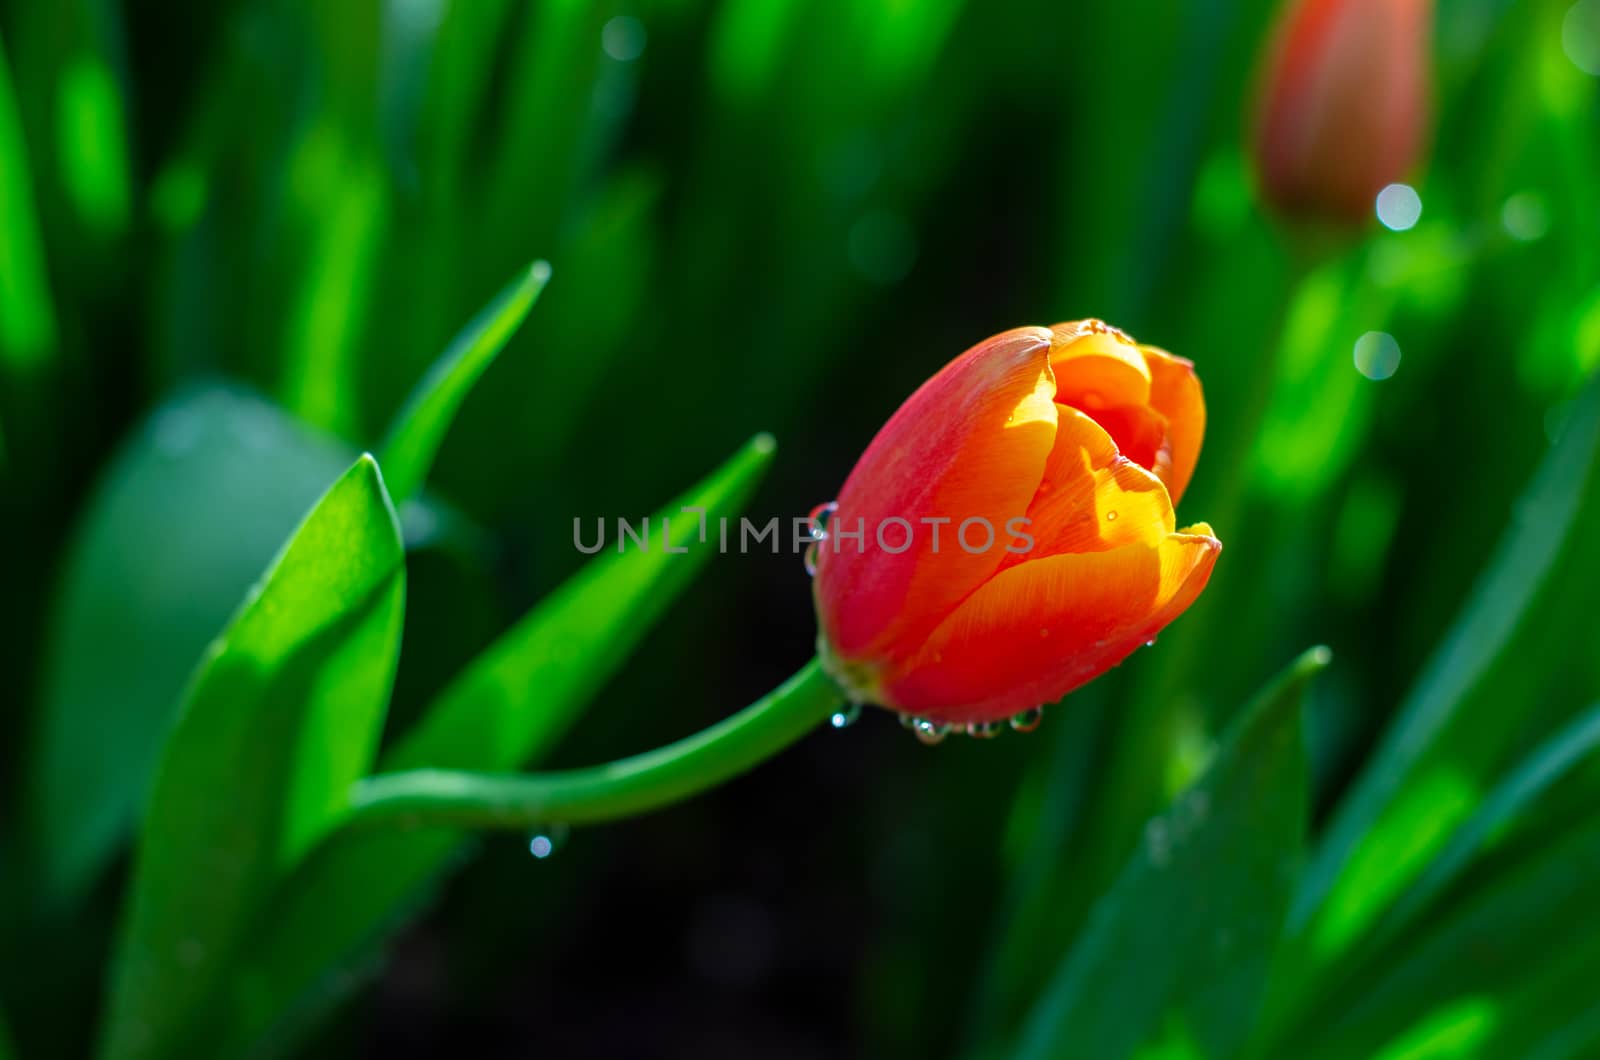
[811,321,1220,730]
[1252,0,1433,224]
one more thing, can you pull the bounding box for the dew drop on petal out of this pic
[803,541,820,577]
[1010,707,1044,733]
[808,500,838,540]
[898,712,917,730]
[966,720,1003,739]
[1105,510,1118,522]
[830,702,863,729]
[913,718,949,745]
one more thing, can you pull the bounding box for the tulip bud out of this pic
[1252,0,1432,225]
[812,322,1221,727]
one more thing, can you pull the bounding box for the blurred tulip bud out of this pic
[1252,0,1433,224]
[812,322,1220,727]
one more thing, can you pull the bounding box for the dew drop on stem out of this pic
[527,823,571,859]
[830,702,863,729]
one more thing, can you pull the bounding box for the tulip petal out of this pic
[1006,406,1175,565]
[1140,345,1205,504]
[883,528,1221,723]
[1080,402,1175,486]
[1050,325,1152,410]
[815,327,1057,662]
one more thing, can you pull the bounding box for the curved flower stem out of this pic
[343,659,842,830]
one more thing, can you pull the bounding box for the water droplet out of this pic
[913,719,949,745]
[808,500,838,539]
[966,720,1003,739]
[1105,510,1118,521]
[830,702,863,729]
[1145,637,1158,648]
[528,823,570,859]
[898,712,917,730]
[1010,707,1044,733]
[804,501,838,576]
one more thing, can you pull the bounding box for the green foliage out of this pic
[100,456,406,1060]
[1014,648,1327,1060]
[204,434,775,1058]
[378,261,551,504]
[26,388,365,906]
[2,0,1598,1057]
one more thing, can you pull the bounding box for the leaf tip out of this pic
[527,260,553,288]
[750,432,777,457]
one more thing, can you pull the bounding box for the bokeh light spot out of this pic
[1563,0,1600,75]
[1375,183,1422,231]
[1353,331,1402,381]
[602,16,647,62]
[1501,191,1550,241]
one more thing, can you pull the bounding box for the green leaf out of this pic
[1013,647,1329,1060]
[1292,370,1600,950]
[99,456,406,1060]
[0,1003,14,1060]
[206,434,777,1057]
[377,261,551,503]
[1374,701,1600,945]
[1293,815,1600,1060]
[25,386,362,907]
[27,388,352,901]
[0,28,56,369]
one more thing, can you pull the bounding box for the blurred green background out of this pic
[2,0,1599,1057]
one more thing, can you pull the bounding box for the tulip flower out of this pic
[1252,0,1432,224]
[812,321,1220,731]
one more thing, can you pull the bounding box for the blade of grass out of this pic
[99,457,406,1060]
[205,434,776,1057]
[0,29,57,369]
[378,261,551,503]
[1012,647,1329,1060]
[1292,370,1600,937]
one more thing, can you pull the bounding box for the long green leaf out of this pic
[207,433,776,1057]
[1293,815,1600,1060]
[377,261,552,503]
[26,386,367,907]
[1013,647,1329,1060]
[0,29,56,369]
[1292,371,1600,943]
[1374,701,1600,944]
[99,456,406,1060]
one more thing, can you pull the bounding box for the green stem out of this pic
[344,659,843,830]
